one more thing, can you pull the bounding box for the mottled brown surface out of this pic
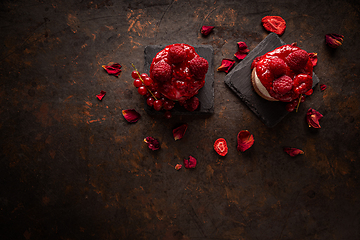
[1,0,360,239]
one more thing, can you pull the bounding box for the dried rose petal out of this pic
[201,26,214,36]
[217,59,235,73]
[320,84,327,91]
[261,16,286,35]
[234,41,250,60]
[304,89,313,96]
[173,124,188,141]
[144,136,160,150]
[102,63,122,77]
[284,147,304,157]
[309,53,318,67]
[175,164,182,170]
[306,108,323,128]
[122,109,141,123]
[183,156,197,169]
[325,34,344,48]
[214,138,228,156]
[96,90,106,101]
[237,130,254,152]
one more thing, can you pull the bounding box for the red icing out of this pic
[252,44,313,102]
[150,43,206,101]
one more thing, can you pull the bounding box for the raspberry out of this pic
[268,57,287,77]
[189,57,208,79]
[272,75,293,95]
[293,74,313,94]
[151,61,172,82]
[168,45,187,64]
[285,50,309,71]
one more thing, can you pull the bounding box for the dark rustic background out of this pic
[1,0,359,239]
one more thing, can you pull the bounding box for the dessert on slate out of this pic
[251,43,313,112]
[131,43,208,114]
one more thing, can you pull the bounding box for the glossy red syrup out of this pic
[150,43,205,101]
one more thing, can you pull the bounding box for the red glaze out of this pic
[150,43,206,101]
[252,44,313,102]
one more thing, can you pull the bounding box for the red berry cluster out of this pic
[131,65,175,118]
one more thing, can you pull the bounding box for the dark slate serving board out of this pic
[144,45,214,115]
[224,33,319,127]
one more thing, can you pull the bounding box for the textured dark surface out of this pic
[225,33,320,127]
[144,45,214,115]
[1,0,360,240]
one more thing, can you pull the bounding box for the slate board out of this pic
[144,45,214,115]
[224,33,319,127]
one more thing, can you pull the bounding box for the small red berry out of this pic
[138,86,147,95]
[133,78,143,88]
[131,70,139,79]
[153,100,163,111]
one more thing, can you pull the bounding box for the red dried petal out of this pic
[201,26,214,36]
[183,156,197,169]
[304,88,313,96]
[237,130,254,152]
[234,41,250,60]
[173,123,188,141]
[261,16,286,35]
[102,63,122,77]
[214,138,228,156]
[309,52,318,67]
[306,108,323,128]
[175,164,182,170]
[122,109,141,123]
[144,136,160,150]
[284,147,304,157]
[325,34,344,48]
[217,58,235,73]
[96,90,106,101]
[320,84,327,91]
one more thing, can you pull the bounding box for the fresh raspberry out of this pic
[151,61,172,82]
[251,56,262,69]
[189,57,208,79]
[285,50,309,71]
[168,45,187,64]
[293,74,313,94]
[268,57,287,77]
[272,75,293,95]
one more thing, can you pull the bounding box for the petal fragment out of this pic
[183,156,197,169]
[320,84,327,91]
[309,53,318,67]
[173,124,188,141]
[306,108,323,128]
[201,26,214,36]
[214,138,228,156]
[102,63,122,77]
[122,109,141,123]
[217,59,235,73]
[237,130,254,152]
[96,90,106,101]
[234,41,250,60]
[325,34,344,48]
[175,164,182,170]
[144,136,160,150]
[284,147,304,157]
[261,16,286,35]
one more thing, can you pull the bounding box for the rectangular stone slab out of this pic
[144,45,214,115]
[224,33,319,127]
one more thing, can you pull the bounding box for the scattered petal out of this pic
[214,138,228,156]
[201,26,215,36]
[325,34,344,48]
[320,84,327,91]
[173,124,188,141]
[306,108,323,128]
[237,130,254,152]
[96,90,106,101]
[175,164,182,170]
[144,136,160,150]
[304,89,313,96]
[122,109,141,123]
[284,147,304,157]
[261,16,286,35]
[102,63,122,77]
[309,52,318,67]
[183,156,197,169]
[234,41,250,60]
[217,58,235,73]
